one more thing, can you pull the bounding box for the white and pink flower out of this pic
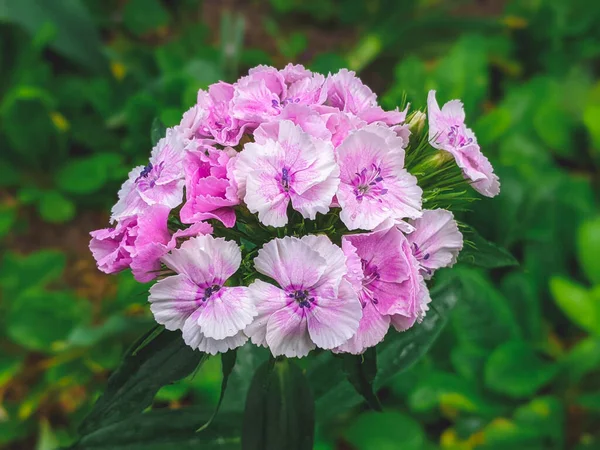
[246,235,362,357]
[148,235,256,355]
[336,124,422,230]
[427,90,500,197]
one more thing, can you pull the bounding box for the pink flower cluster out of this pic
[90,64,499,356]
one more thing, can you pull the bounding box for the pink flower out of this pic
[195,82,249,146]
[336,226,431,354]
[254,104,332,142]
[314,105,365,148]
[232,120,339,227]
[111,129,185,222]
[427,90,500,197]
[232,65,326,125]
[149,235,256,355]
[323,69,405,125]
[180,145,239,228]
[89,217,138,275]
[246,235,362,357]
[90,206,213,282]
[407,209,463,279]
[336,124,422,230]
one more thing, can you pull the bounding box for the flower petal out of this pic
[266,306,315,357]
[196,287,256,339]
[149,274,200,330]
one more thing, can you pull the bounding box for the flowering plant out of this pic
[86,64,500,448]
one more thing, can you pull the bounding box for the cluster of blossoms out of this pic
[90,65,499,357]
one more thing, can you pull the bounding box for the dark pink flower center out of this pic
[352,165,387,202]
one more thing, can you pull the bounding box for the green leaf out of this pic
[242,358,314,450]
[342,348,382,411]
[38,190,75,223]
[198,349,237,431]
[71,408,241,449]
[0,158,21,186]
[550,276,600,334]
[577,216,600,285]
[122,0,170,36]
[78,329,206,436]
[7,290,88,352]
[484,341,558,399]
[451,268,521,351]
[344,411,424,450]
[150,117,167,147]
[560,337,600,384]
[459,226,519,269]
[56,154,122,195]
[501,272,543,342]
[0,0,106,72]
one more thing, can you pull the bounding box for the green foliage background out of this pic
[1,0,599,448]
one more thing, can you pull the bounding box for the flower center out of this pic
[280,167,291,192]
[137,162,153,180]
[202,284,221,301]
[359,259,380,307]
[352,164,387,202]
[412,243,430,261]
[447,125,473,148]
[288,289,315,308]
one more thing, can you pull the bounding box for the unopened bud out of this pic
[407,111,426,135]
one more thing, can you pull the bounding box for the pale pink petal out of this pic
[306,280,362,349]
[149,274,200,330]
[182,309,248,355]
[254,237,327,289]
[408,209,463,278]
[195,287,256,340]
[334,301,390,355]
[300,235,347,292]
[161,236,241,286]
[246,280,290,347]
[266,306,315,357]
[245,169,290,227]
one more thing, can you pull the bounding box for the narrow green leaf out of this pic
[342,348,382,411]
[197,349,237,431]
[344,411,424,450]
[459,226,518,269]
[78,329,205,436]
[242,358,314,450]
[71,408,241,450]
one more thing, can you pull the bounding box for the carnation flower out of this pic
[232,65,326,126]
[90,206,213,282]
[335,225,430,354]
[111,128,185,222]
[180,145,239,228]
[148,235,256,355]
[232,120,339,227]
[407,209,463,279]
[195,82,249,147]
[246,236,362,358]
[336,124,422,230]
[427,90,500,197]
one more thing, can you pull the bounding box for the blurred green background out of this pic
[1,0,600,449]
